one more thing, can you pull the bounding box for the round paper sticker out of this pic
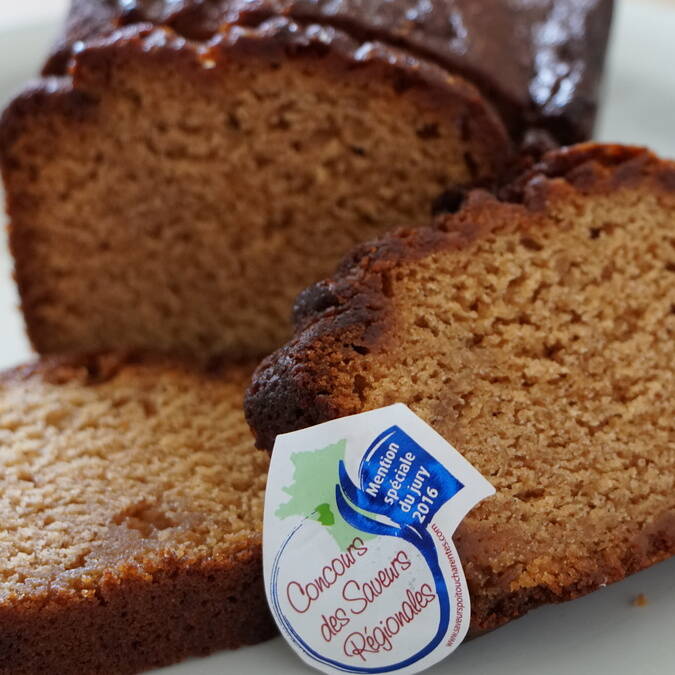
[264,404,495,675]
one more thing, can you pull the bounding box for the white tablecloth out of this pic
[0,0,69,31]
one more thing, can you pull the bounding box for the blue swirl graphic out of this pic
[270,425,465,673]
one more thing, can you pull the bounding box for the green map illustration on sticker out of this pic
[275,439,375,551]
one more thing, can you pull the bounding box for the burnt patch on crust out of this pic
[245,226,467,451]
[431,187,467,216]
[293,281,341,331]
[499,144,675,207]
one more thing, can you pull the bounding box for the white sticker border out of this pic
[264,403,496,675]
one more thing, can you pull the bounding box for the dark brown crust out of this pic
[0,355,276,674]
[43,0,121,75]
[501,142,675,205]
[43,0,615,144]
[0,548,276,675]
[244,142,675,634]
[5,17,511,150]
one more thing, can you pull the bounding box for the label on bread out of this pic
[263,403,495,675]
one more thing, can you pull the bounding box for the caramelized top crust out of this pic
[2,18,510,175]
[501,142,675,205]
[44,0,614,143]
[245,143,675,453]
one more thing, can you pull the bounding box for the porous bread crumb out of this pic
[398,189,675,620]
[0,358,268,597]
[356,194,674,624]
[0,357,274,673]
[2,27,505,362]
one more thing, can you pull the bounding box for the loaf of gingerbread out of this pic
[1,1,613,361]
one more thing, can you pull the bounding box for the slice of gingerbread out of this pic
[246,143,675,635]
[0,354,273,673]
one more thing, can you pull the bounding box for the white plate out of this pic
[0,1,673,673]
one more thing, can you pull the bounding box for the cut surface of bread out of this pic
[246,144,675,634]
[2,0,615,363]
[0,355,273,674]
[1,19,509,362]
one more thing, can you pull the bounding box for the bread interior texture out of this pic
[263,183,675,625]
[6,44,498,360]
[0,360,268,599]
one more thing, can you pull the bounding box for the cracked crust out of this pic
[43,0,614,144]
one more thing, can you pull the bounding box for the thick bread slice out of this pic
[0,355,273,674]
[246,144,675,635]
[0,18,509,362]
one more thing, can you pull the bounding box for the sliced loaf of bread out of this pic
[0,355,273,674]
[246,144,675,635]
[0,0,612,361]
